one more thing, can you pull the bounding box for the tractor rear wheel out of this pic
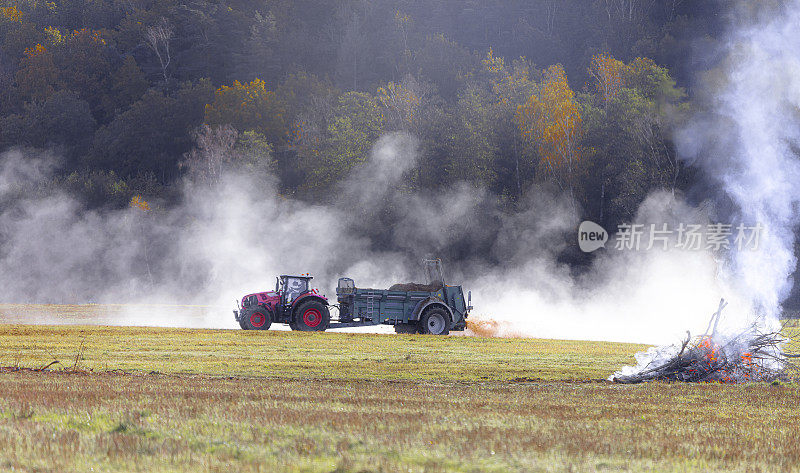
[293,300,330,331]
[242,307,272,330]
[419,307,450,335]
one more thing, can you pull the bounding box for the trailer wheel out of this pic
[419,307,450,335]
[394,323,418,334]
[242,307,272,330]
[294,300,330,331]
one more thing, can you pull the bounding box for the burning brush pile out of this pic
[613,300,800,384]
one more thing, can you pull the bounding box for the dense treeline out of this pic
[0,0,723,230]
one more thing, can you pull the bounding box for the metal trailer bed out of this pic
[332,280,470,332]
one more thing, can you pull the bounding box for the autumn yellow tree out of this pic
[480,48,537,106]
[623,57,686,103]
[481,47,504,75]
[589,53,625,103]
[589,55,685,106]
[204,78,286,145]
[129,195,150,211]
[129,195,153,285]
[0,5,22,23]
[377,81,419,130]
[515,64,583,195]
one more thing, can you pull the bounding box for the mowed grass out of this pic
[0,324,646,381]
[0,308,799,472]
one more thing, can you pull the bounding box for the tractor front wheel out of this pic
[293,300,330,331]
[419,307,450,335]
[242,307,272,331]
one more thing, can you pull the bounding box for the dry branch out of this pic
[613,299,800,384]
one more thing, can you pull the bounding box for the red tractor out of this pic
[234,275,330,331]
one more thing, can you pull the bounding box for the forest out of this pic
[0,0,720,213]
[4,0,797,307]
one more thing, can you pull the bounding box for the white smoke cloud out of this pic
[0,150,57,196]
[468,191,753,344]
[676,0,800,322]
[342,133,420,207]
[0,135,427,328]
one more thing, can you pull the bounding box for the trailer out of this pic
[335,279,469,335]
[233,259,472,335]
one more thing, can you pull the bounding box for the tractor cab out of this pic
[277,275,312,306]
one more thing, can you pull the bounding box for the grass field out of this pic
[0,324,644,381]
[1,308,799,472]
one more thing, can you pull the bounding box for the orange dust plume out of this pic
[465,318,522,338]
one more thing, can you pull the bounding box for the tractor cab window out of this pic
[284,277,308,303]
[337,277,355,294]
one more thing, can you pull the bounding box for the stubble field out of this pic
[0,305,799,473]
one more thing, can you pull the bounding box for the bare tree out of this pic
[394,10,411,53]
[337,12,366,91]
[668,0,684,21]
[603,0,656,23]
[145,18,174,85]
[543,0,559,36]
[181,125,239,184]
